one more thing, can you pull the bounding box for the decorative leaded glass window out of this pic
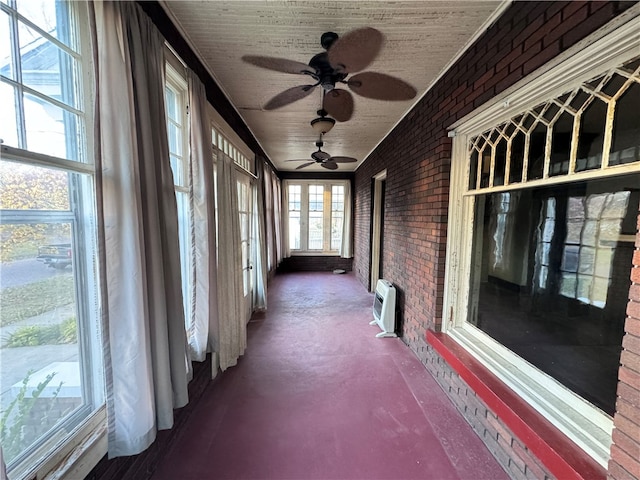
[467,56,640,192]
[444,26,640,467]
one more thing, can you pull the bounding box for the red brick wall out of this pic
[421,341,553,479]
[352,1,638,477]
[354,0,635,341]
[609,212,640,480]
[277,256,353,272]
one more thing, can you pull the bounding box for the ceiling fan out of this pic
[242,27,417,122]
[285,137,358,170]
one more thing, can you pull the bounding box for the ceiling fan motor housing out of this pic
[309,52,348,91]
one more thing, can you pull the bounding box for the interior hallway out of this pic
[151,272,508,480]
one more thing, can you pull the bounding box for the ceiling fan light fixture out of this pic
[310,115,335,134]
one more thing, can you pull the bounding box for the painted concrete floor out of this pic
[151,272,508,480]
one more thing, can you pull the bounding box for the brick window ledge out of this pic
[427,330,606,480]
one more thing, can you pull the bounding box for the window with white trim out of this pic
[0,1,104,477]
[445,28,640,467]
[288,184,301,250]
[212,127,252,174]
[286,180,347,254]
[330,185,345,251]
[237,175,251,296]
[164,60,192,329]
[211,126,255,298]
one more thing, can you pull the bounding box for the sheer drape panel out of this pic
[187,71,219,362]
[93,1,189,457]
[263,164,283,271]
[252,161,268,310]
[215,150,246,370]
[340,181,353,258]
[263,163,274,272]
[273,172,284,264]
[282,181,291,258]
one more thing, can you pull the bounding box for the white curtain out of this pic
[215,150,247,370]
[187,70,219,362]
[252,161,268,310]
[274,171,284,264]
[93,2,189,457]
[264,165,283,268]
[263,162,275,272]
[282,180,291,258]
[340,181,353,258]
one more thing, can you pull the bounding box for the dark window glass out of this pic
[610,82,640,167]
[467,174,639,415]
[494,138,507,187]
[576,98,607,172]
[509,131,525,184]
[527,123,547,180]
[469,150,479,190]
[549,112,573,177]
[480,148,491,188]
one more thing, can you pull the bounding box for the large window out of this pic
[212,126,256,309]
[288,184,301,250]
[308,184,324,250]
[0,1,103,477]
[331,185,345,251]
[445,35,640,467]
[164,60,192,329]
[286,181,347,254]
[469,179,637,416]
[237,175,251,296]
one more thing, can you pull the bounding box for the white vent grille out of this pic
[370,279,397,338]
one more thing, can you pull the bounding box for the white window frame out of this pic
[237,173,252,297]
[164,57,192,330]
[211,121,254,175]
[165,62,189,188]
[330,184,345,251]
[0,1,106,479]
[442,10,640,468]
[284,180,347,255]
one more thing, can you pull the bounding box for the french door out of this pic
[237,173,252,321]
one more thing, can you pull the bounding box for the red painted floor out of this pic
[151,272,508,480]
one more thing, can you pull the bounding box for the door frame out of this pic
[370,169,386,291]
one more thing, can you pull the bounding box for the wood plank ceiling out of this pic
[161,1,505,172]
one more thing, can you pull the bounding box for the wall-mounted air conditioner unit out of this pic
[370,279,397,338]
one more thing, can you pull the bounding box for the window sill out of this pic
[288,252,341,256]
[10,407,107,480]
[426,330,606,480]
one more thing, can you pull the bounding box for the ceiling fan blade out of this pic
[311,150,331,161]
[347,72,417,101]
[323,89,354,122]
[328,27,383,74]
[330,156,358,163]
[285,159,313,162]
[242,55,315,75]
[264,85,317,110]
[321,161,339,170]
[295,162,316,170]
